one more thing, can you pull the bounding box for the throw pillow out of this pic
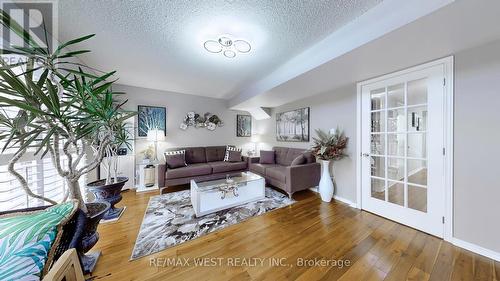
[164,150,187,169]
[224,146,241,161]
[291,154,306,166]
[0,200,78,280]
[259,150,275,164]
[227,150,242,162]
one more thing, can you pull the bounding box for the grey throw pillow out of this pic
[224,145,241,161]
[259,150,275,164]
[164,150,187,169]
[228,150,242,162]
[291,154,306,166]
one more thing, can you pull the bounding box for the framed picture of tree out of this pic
[276,107,310,142]
[138,105,167,137]
[236,115,252,137]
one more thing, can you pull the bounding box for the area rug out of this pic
[130,187,294,260]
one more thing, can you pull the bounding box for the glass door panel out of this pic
[371,88,386,110]
[368,79,430,211]
[408,185,427,212]
[371,178,385,201]
[407,133,427,158]
[371,156,385,178]
[408,106,427,132]
[387,84,404,108]
[371,134,385,155]
[407,159,427,186]
[387,157,404,181]
[371,111,385,132]
[407,78,427,105]
[387,181,404,206]
[387,108,405,132]
[387,133,405,156]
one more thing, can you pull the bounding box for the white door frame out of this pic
[356,56,454,241]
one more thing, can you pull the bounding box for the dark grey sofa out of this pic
[249,147,321,198]
[158,146,248,188]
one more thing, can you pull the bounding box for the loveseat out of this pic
[249,147,321,198]
[158,146,248,188]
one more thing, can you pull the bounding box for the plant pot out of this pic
[87,177,128,221]
[319,160,334,202]
[77,201,110,274]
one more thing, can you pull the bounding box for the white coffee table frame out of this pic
[190,172,265,217]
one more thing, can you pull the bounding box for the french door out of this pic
[360,63,446,237]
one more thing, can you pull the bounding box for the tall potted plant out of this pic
[87,121,133,221]
[310,128,348,202]
[0,11,135,272]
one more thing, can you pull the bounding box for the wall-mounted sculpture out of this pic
[180,112,224,131]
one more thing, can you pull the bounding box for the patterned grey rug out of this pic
[130,187,295,260]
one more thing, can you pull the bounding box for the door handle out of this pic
[362,153,370,157]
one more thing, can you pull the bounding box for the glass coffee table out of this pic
[190,172,265,217]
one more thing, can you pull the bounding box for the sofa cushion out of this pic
[265,165,287,183]
[227,150,242,162]
[205,146,227,162]
[0,200,78,280]
[259,150,275,164]
[185,147,207,164]
[291,154,306,166]
[166,163,212,179]
[209,161,247,173]
[164,150,187,169]
[249,163,280,175]
[274,147,307,166]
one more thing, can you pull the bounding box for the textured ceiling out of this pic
[58,0,382,99]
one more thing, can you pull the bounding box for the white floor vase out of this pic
[319,160,334,202]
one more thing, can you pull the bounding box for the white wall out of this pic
[253,84,357,202]
[453,39,500,253]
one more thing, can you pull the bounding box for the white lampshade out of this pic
[251,134,261,143]
[147,129,165,141]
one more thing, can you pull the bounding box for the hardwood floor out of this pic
[88,188,499,281]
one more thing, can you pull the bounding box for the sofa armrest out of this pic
[241,156,249,169]
[158,164,167,188]
[285,162,321,194]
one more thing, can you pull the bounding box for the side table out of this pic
[136,161,160,193]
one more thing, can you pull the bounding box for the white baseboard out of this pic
[333,195,358,208]
[451,237,500,262]
[308,187,358,208]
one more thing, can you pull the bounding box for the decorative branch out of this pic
[49,133,68,177]
[72,139,86,170]
[63,137,74,175]
[75,138,111,179]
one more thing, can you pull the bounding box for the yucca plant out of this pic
[101,121,133,185]
[310,128,349,161]
[0,11,135,213]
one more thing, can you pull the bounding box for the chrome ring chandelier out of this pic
[203,35,251,58]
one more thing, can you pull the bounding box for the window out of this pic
[0,154,87,211]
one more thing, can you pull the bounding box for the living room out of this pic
[1,0,500,280]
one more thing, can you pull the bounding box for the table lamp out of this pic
[250,134,261,156]
[147,129,165,161]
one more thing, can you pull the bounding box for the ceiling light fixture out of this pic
[203,35,251,58]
